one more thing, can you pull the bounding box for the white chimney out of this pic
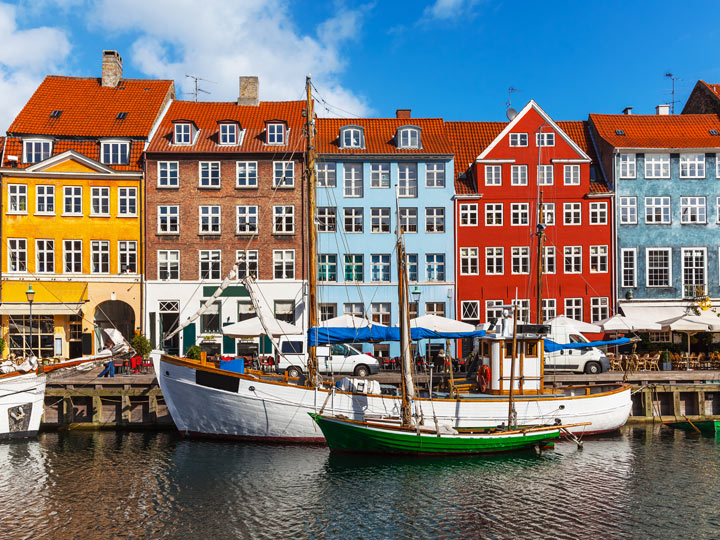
[238,76,259,106]
[622,107,633,115]
[101,50,123,87]
[656,104,670,116]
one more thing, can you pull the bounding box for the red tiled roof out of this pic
[7,76,173,137]
[446,121,505,194]
[316,117,453,155]
[556,120,608,193]
[589,113,720,149]
[2,138,144,171]
[146,100,306,154]
[701,80,720,100]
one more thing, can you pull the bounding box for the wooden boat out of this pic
[0,369,46,439]
[664,419,720,434]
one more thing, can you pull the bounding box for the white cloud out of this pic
[88,0,372,117]
[423,0,484,20]
[0,2,72,134]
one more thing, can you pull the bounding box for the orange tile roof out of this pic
[7,75,173,137]
[2,138,145,171]
[446,121,505,194]
[589,113,720,149]
[556,120,608,193]
[146,100,306,154]
[316,117,453,155]
[701,80,720,100]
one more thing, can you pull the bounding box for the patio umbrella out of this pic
[658,315,712,355]
[410,314,475,332]
[546,315,602,334]
[222,316,302,337]
[596,314,662,332]
[321,314,385,328]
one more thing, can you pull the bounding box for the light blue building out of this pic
[315,115,455,360]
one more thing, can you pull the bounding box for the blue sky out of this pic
[2,0,720,132]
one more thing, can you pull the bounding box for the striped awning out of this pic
[0,302,83,315]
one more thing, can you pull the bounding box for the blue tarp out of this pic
[544,337,631,352]
[307,326,487,346]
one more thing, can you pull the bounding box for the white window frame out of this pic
[8,238,27,273]
[343,207,363,233]
[8,184,28,214]
[509,133,528,147]
[199,250,222,280]
[158,205,179,234]
[318,162,337,188]
[236,250,259,279]
[460,247,479,275]
[35,239,54,273]
[199,205,221,234]
[118,187,137,217]
[90,187,110,217]
[370,163,390,188]
[63,239,82,274]
[679,153,705,179]
[621,248,637,288]
[273,205,294,234]
[646,247,672,287]
[563,202,582,225]
[541,203,555,225]
[645,197,671,224]
[199,161,221,188]
[273,161,294,188]
[485,203,503,226]
[680,196,706,224]
[511,165,527,186]
[485,247,504,275]
[318,254,338,282]
[23,139,52,163]
[590,245,608,273]
[118,240,137,274]
[537,165,554,185]
[90,240,110,274]
[158,250,180,281]
[589,202,607,225]
[619,197,637,224]
[543,245,556,274]
[340,127,363,149]
[564,298,583,320]
[371,207,391,233]
[236,161,258,188]
[397,127,420,149]
[174,123,192,145]
[460,203,478,226]
[273,250,295,279]
[63,186,82,216]
[536,132,555,147]
[425,162,445,188]
[510,203,529,226]
[267,123,286,145]
[485,165,502,186]
[486,300,504,320]
[564,246,582,274]
[236,205,259,234]
[344,255,363,282]
[425,207,445,233]
[101,140,130,165]
[511,246,530,275]
[371,254,392,282]
[591,297,610,323]
[681,247,707,298]
[644,154,670,179]
[398,163,418,197]
[542,299,557,321]
[461,300,480,321]
[564,164,580,185]
[344,163,363,198]
[317,207,336,233]
[425,254,445,281]
[158,161,179,188]
[34,185,55,216]
[619,153,636,179]
[219,123,238,145]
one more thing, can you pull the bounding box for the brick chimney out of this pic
[101,50,123,87]
[396,109,411,119]
[238,76,259,106]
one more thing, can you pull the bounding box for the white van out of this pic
[544,325,610,374]
[274,337,380,378]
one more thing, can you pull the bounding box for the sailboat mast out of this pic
[397,234,415,426]
[305,75,319,387]
[536,191,545,324]
[507,303,518,429]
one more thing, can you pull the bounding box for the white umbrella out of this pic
[658,315,712,355]
[410,314,475,332]
[546,315,602,333]
[222,317,302,337]
[321,314,385,328]
[596,314,662,332]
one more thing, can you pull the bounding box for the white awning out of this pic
[620,304,720,330]
[0,302,83,315]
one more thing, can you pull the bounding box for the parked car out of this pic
[274,337,380,378]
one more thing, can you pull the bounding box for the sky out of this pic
[2,0,720,133]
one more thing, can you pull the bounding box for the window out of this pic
[510,203,529,226]
[682,248,706,298]
[563,165,580,185]
[645,197,671,224]
[36,239,54,273]
[591,298,609,323]
[537,165,554,185]
[541,203,555,225]
[118,187,137,216]
[235,162,258,188]
[90,187,110,216]
[235,206,258,234]
[91,240,109,273]
[273,206,294,234]
[426,162,445,188]
[319,254,337,282]
[273,250,295,279]
[680,154,705,178]
[621,248,636,288]
[425,207,445,232]
[542,299,557,321]
[371,207,391,233]
[645,154,670,179]
[619,154,636,179]
[511,165,527,186]
[370,163,390,188]
[717,197,720,223]
[344,163,363,197]
[236,250,258,279]
[174,123,192,145]
[460,203,478,226]
[199,250,221,280]
[8,315,54,359]
[646,248,671,287]
[199,206,221,234]
[460,247,479,275]
[590,245,608,273]
[563,202,581,225]
[619,197,637,224]
[8,184,27,213]
[486,247,504,275]
[485,165,502,186]
[158,250,180,280]
[426,254,445,281]
[101,141,129,165]
[8,239,27,272]
[649,331,671,343]
[536,132,555,147]
[511,246,530,274]
[398,163,418,197]
[461,301,480,322]
[200,301,221,333]
[158,205,179,234]
[23,140,51,163]
[35,185,54,215]
[344,254,363,282]
[564,246,582,274]
[317,162,337,187]
[509,133,528,147]
[397,127,420,148]
[273,161,294,187]
[63,186,82,215]
[343,207,363,233]
[565,298,582,320]
[158,162,179,187]
[344,303,364,318]
[371,254,391,282]
[199,162,221,188]
[118,241,137,273]
[406,253,418,281]
[219,123,237,145]
[371,303,391,325]
[237,301,255,322]
[680,196,706,224]
[486,300,504,320]
[63,240,82,273]
[267,123,285,145]
[587,202,607,225]
[317,207,336,232]
[399,207,417,233]
[485,203,503,226]
[320,304,337,321]
[340,127,363,148]
[543,246,556,274]
[515,299,531,323]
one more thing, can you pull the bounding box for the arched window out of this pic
[339,126,364,149]
[397,126,421,149]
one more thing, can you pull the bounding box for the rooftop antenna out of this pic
[185,74,216,102]
[506,87,520,120]
[665,73,680,114]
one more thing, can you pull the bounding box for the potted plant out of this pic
[130,334,152,359]
[186,345,202,361]
[660,349,672,371]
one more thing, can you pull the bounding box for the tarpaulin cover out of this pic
[308,326,486,346]
[544,337,631,352]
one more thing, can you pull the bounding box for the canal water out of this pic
[1,426,719,539]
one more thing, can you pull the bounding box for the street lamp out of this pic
[26,285,35,362]
[411,286,421,305]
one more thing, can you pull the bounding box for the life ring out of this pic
[477,364,491,393]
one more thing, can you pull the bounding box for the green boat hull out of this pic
[310,414,561,455]
[665,420,720,433]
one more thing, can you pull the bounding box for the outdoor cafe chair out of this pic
[646,354,660,371]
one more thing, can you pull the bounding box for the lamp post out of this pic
[26,285,36,363]
[411,286,421,309]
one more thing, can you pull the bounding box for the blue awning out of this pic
[307,326,486,347]
[544,337,631,353]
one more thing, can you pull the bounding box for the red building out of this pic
[449,101,613,353]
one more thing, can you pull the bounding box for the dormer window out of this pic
[101,140,130,165]
[397,126,421,149]
[174,123,193,145]
[23,139,52,163]
[219,123,238,145]
[267,122,286,145]
[340,126,364,149]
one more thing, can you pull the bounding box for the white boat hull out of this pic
[155,354,632,442]
[0,372,46,439]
